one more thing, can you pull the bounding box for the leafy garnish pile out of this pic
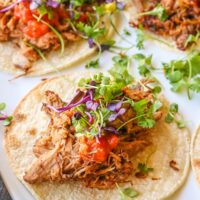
[163,52,200,99]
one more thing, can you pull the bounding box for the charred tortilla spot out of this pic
[135,171,148,179]
[169,160,180,171]
[193,159,200,168]
[7,134,21,149]
[14,113,27,122]
[28,128,37,136]
[152,177,161,180]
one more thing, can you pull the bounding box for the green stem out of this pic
[24,41,47,62]
[187,59,192,100]
[117,114,145,130]
[109,13,131,44]
[33,15,65,56]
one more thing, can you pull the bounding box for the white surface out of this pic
[1,22,200,200]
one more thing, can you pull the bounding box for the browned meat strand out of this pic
[132,0,200,50]
[24,85,162,189]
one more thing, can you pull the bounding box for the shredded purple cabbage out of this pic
[116,1,125,10]
[98,125,102,138]
[100,44,111,52]
[87,89,94,100]
[69,3,74,18]
[108,108,126,122]
[88,38,95,48]
[104,127,119,135]
[107,98,124,112]
[0,117,7,120]
[0,112,8,120]
[86,100,99,111]
[105,0,114,3]
[46,0,59,8]
[85,111,93,123]
[47,94,91,113]
[0,0,24,12]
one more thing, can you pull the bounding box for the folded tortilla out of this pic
[4,72,190,200]
[0,13,120,76]
[191,127,200,188]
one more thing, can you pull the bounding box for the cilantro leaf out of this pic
[0,103,6,111]
[109,55,134,85]
[85,59,99,69]
[139,4,168,21]
[138,118,156,128]
[163,52,200,99]
[0,103,13,126]
[117,184,139,200]
[165,103,185,128]
[189,77,200,92]
[133,53,153,77]
[137,163,153,174]
[135,27,146,50]
[184,32,200,48]
[3,116,13,126]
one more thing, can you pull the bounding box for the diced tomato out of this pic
[79,134,119,163]
[14,2,34,23]
[106,134,119,150]
[41,12,59,26]
[91,137,110,162]
[78,13,89,23]
[24,20,49,38]
[14,2,71,39]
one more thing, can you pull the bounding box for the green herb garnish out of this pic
[116,184,139,200]
[133,53,154,77]
[185,32,200,48]
[163,51,200,99]
[0,103,13,126]
[137,163,154,175]
[165,103,186,128]
[139,4,168,21]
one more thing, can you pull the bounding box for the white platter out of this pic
[1,21,200,200]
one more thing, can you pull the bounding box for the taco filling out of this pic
[23,69,163,189]
[129,0,200,50]
[0,0,120,65]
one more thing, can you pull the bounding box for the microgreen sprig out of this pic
[0,103,13,126]
[116,183,139,200]
[138,4,168,21]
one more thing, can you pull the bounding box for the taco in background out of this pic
[0,0,120,76]
[123,0,200,50]
[191,127,200,188]
[4,66,190,200]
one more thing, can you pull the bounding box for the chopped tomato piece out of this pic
[91,137,110,162]
[14,2,34,23]
[24,20,49,38]
[41,12,59,26]
[106,134,119,150]
[78,13,89,23]
[79,134,119,163]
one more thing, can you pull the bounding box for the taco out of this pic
[191,127,200,187]
[0,0,120,76]
[4,67,190,200]
[123,0,200,50]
